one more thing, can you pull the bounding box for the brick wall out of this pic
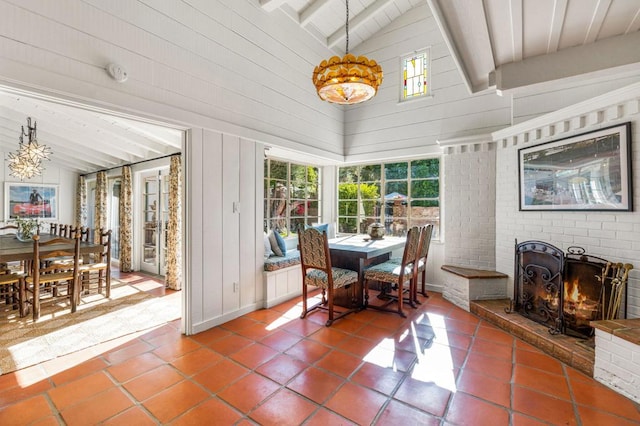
[443,138,497,269]
[593,329,640,404]
[494,83,640,318]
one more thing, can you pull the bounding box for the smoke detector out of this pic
[107,63,128,83]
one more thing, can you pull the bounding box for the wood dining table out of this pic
[0,234,103,264]
[328,234,406,308]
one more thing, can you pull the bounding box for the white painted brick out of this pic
[603,222,634,231]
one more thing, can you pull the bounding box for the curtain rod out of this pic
[80,152,181,177]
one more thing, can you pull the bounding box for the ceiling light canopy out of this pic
[312,0,383,105]
[8,117,52,181]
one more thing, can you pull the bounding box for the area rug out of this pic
[0,278,181,375]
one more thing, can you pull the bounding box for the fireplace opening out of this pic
[508,240,631,338]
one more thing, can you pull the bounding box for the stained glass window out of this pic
[402,49,429,100]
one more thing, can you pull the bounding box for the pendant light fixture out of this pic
[8,117,52,181]
[312,0,383,105]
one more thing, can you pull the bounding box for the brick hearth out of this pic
[470,299,595,376]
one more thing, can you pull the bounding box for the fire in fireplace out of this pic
[507,240,632,338]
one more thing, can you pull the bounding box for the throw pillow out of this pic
[263,232,273,260]
[274,229,287,256]
[268,230,283,257]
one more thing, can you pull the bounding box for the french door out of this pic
[140,169,169,275]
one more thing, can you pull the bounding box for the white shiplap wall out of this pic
[0,0,344,158]
[343,2,512,162]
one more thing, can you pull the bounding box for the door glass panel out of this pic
[109,179,121,260]
[143,176,159,267]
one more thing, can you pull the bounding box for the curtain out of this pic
[94,171,108,242]
[119,166,133,272]
[165,154,182,290]
[75,175,87,227]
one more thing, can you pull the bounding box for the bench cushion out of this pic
[264,250,301,272]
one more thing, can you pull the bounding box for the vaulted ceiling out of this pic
[2,0,639,175]
[263,0,640,94]
[0,90,183,175]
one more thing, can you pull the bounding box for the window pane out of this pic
[360,165,381,181]
[270,160,287,180]
[385,182,407,197]
[411,180,439,198]
[339,200,357,216]
[338,182,358,200]
[307,166,319,183]
[291,199,306,216]
[290,218,306,235]
[338,217,358,234]
[411,159,439,178]
[307,201,318,216]
[359,182,381,200]
[270,181,288,199]
[290,164,306,186]
[385,162,408,180]
[339,166,358,183]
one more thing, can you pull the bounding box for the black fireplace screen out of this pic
[509,240,628,337]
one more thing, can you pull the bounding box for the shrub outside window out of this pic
[264,159,320,236]
[338,158,440,238]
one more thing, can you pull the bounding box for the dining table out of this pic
[328,234,406,308]
[0,233,103,264]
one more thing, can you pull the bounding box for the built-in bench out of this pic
[591,318,640,404]
[263,242,302,308]
[441,265,508,312]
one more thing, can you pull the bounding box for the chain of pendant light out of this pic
[8,117,52,181]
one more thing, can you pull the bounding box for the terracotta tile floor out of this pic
[1,287,639,425]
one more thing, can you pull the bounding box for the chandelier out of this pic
[312,0,383,105]
[8,117,52,181]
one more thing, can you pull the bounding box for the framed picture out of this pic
[519,122,632,211]
[4,183,59,221]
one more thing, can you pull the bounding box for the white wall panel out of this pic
[222,135,240,315]
[201,130,224,322]
[239,138,260,308]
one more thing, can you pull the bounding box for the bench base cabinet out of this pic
[264,265,302,308]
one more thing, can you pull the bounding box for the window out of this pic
[264,159,321,236]
[338,158,440,238]
[401,49,429,101]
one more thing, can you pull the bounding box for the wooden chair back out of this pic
[50,223,58,235]
[28,234,81,319]
[298,227,330,274]
[58,224,69,238]
[0,224,19,235]
[79,228,112,298]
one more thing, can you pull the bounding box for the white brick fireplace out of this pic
[493,82,640,319]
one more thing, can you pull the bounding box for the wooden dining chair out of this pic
[78,228,112,298]
[298,227,358,326]
[417,224,434,298]
[0,265,24,316]
[0,224,27,273]
[22,234,81,320]
[363,226,422,317]
[57,224,69,238]
[79,226,91,243]
[49,223,58,235]
[0,224,19,234]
